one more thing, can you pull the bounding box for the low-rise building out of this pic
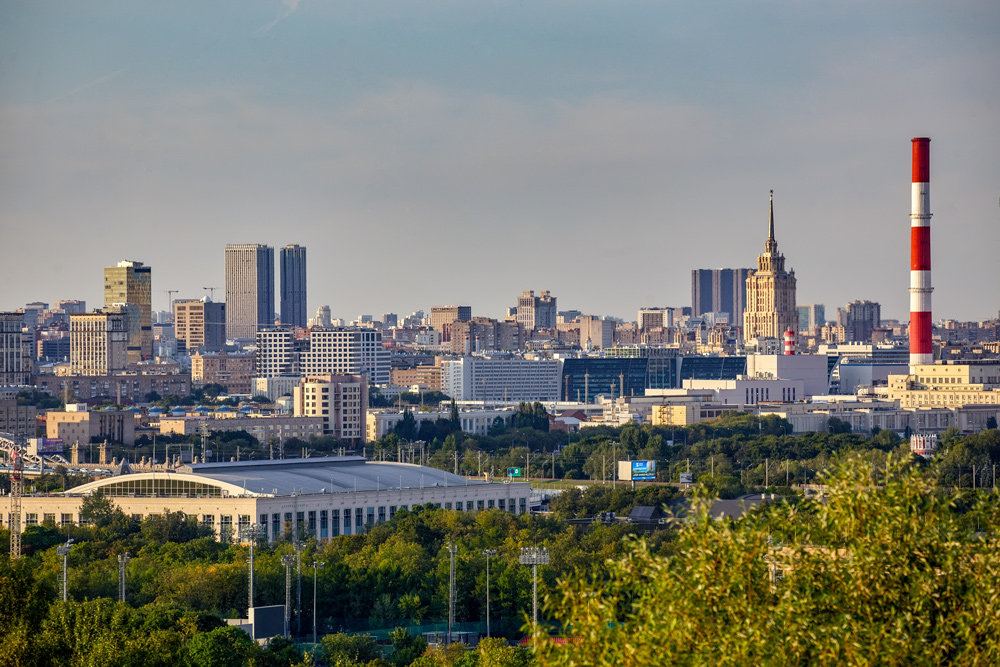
[33,372,192,403]
[158,414,325,442]
[46,404,136,445]
[367,406,516,441]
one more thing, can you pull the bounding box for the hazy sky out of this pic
[1,1,998,323]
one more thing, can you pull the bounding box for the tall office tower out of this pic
[174,298,227,354]
[796,303,826,333]
[430,306,472,341]
[516,290,557,331]
[225,244,275,340]
[744,191,798,341]
[0,313,32,385]
[70,311,127,375]
[300,328,390,385]
[691,268,752,324]
[845,300,881,342]
[104,260,152,362]
[280,244,307,328]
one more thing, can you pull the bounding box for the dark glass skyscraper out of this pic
[280,244,307,328]
[691,268,751,324]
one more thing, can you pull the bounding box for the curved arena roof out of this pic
[67,456,486,498]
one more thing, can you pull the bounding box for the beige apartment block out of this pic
[192,351,253,394]
[69,311,128,375]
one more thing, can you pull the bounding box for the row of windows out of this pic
[258,498,528,541]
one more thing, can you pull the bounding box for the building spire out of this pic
[768,189,775,241]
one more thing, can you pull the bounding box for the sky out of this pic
[1,1,998,324]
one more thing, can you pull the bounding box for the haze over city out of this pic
[1,1,998,321]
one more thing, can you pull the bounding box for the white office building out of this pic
[442,356,562,402]
[301,328,390,385]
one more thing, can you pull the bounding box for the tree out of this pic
[536,455,1000,665]
[318,633,381,665]
[185,626,259,667]
[826,417,852,434]
[388,627,427,666]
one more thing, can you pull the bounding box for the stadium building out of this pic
[11,457,531,542]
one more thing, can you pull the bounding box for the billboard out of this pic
[631,460,656,481]
[507,467,523,478]
[27,438,64,455]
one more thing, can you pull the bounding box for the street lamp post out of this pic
[281,554,295,637]
[446,543,458,644]
[482,549,496,637]
[118,552,132,603]
[519,547,550,633]
[311,560,325,644]
[57,539,74,601]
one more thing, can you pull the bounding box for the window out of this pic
[203,514,215,527]
[499,499,506,511]
[319,510,328,539]
[355,508,364,532]
[61,513,73,526]
[377,507,386,523]
[25,513,38,526]
[220,515,233,542]
[445,502,452,510]
[389,505,397,519]
[272,513,281,539]
[308,511,317,534]
[366,507,375,527]
[488,499,495,509]
[455,501,463,511]
[43,513,56,525]
[284,512,293,537]
[331,509,340,537]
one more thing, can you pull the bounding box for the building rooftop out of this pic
[67,456,487,498]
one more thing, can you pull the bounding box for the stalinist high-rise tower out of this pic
[743,191,797,341]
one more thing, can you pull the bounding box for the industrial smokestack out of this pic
[783,329,796,356]
[909,138,933,371]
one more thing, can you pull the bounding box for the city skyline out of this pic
[1,2,998,321]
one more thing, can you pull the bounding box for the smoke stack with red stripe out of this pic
[909,137,933,371]
[784,330,796,356]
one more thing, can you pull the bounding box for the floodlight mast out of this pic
[281,554,296,637]
[519,547,550,633]
[311,560,325,644]
[482,549,497,637]
[446,543,458,645]
[57,539,75,601]
[118,552,132,603]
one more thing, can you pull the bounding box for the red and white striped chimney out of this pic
[909,138,933,371]
[783,330,796,355]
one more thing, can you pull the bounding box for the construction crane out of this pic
[202,286,219,301]
[161,289,179,315]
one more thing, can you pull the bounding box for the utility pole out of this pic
[118,552,132,603]
[311,560,325,644]
[57,539,74,601]
[446,543,458,645]
[281,555,295,637]
[9,448,23,558]
[765,457,769,488]
[482,549,496,638]
[519,547,550,634]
